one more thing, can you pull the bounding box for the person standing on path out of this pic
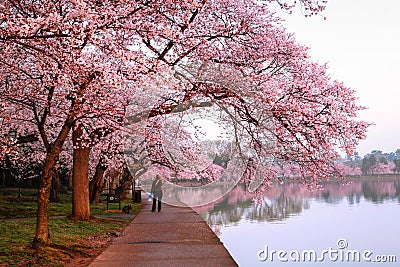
[151,174,163,212]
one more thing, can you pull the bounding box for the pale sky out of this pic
[278,0,400,156]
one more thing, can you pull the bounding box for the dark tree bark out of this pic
[32,73,96,248]
[33,155,55,248]
[33,123,72,248]
[89,157,108,203]
[118,166,134,200]
[70,124,91,221]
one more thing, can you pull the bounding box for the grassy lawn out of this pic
[0,187,141,266]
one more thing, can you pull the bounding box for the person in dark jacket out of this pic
[151,174,163,212]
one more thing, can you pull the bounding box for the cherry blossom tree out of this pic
[372,162,395,176]
[88,131,127,203]
[0,0,148,246]
[1,0,367,248]
[122,0,367,193]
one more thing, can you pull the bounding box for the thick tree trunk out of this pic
[71,125,91,221]
[33,153,57,248]
[118,167,133,200]
[89,158,107,203]
[32,73,95,248]
[90,175,105,203]
[33,116,74,248]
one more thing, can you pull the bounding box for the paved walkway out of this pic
[89,194,238,267]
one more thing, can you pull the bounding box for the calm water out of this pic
[195,178,400,267]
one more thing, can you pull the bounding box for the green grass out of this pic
[0,187,140,218]
[0,187,142,266]
[0,217,132,266]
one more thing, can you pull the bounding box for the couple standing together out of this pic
[151,174,163,212]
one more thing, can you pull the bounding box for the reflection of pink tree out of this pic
[211,224,222,237]
[198,179,400,226]
[194,185,248,213]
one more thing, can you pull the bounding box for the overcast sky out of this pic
[277,0,400,156]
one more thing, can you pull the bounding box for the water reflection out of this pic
[196,177,400,226]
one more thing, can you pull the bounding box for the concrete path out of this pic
[89,194,238,267]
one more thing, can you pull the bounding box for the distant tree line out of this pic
[345,149,400,176]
